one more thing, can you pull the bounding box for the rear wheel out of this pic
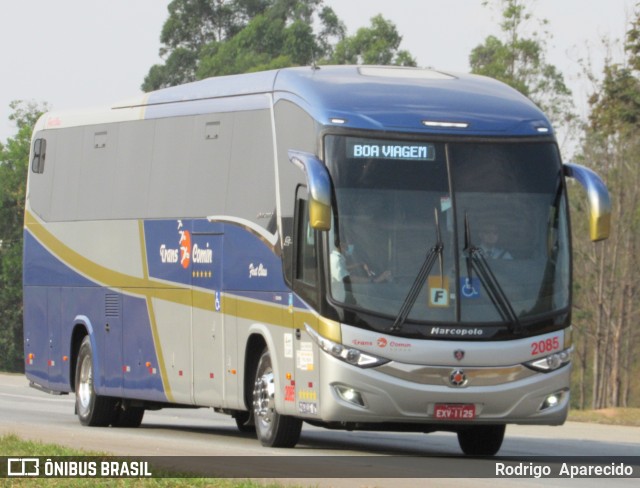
[252,349,302,447]
[75,336,117,426]
[457,424,506,456]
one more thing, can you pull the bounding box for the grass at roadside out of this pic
[568,407,640,427]
[0,434,289,488]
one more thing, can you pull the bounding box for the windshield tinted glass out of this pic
[325,135,569,327]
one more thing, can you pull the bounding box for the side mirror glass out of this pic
[564,163,611,241]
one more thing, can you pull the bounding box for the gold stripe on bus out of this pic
[136,219,173,402]
[145,296,173,403]
[223,294,285,326]
[138,219,150,280]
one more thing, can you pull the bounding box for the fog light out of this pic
[334,385,366,407]
[540,390,564,411]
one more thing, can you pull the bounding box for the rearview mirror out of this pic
[289,150,332,231]
[564,162,611,241]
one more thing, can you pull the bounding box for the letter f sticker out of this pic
[428,276,449,307]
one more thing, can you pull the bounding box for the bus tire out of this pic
[252,348,302,447]
[74,336,117,427]
[113,405,145,428]
[457,424,505,456]
[233,410,256,433]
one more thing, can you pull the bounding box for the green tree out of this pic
[571,24,640,408]
[143,0,240,90]
[0,100,48,372]
[143,0,415,90]
[196,12,317,77]
[143,0,343,89]
[469,0,574,127]
[330,14,416,66]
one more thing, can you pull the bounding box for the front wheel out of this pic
[457,424,506,456]
[233,410,256,433]
[112,405,145,428]
[75,336,117,426]
[252,349,302,447]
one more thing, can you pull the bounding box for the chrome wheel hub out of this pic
[253,370,275,426]
[77,355,92,413]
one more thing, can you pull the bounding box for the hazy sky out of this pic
[0,0,634,143]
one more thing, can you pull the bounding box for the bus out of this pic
[23,65,610,455]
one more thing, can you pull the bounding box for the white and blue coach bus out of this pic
[23,66,610,455]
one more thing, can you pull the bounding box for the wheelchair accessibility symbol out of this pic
[460,277,481,299]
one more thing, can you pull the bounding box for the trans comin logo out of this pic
[158,220,213,269]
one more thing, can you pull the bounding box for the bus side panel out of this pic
[46,287,64,389]
[98,289,123,398]
[222,222,289,411]
[121,293,169,403]
[148,292,193,404]
[23,222,169,401]
[191,229,224,407]
[61,286,105,390]
[23,286,49,389]
[192,302,224,406]
[23,229,97,392]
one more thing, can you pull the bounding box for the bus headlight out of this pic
[525,348,572,372]
[305,324,389,368]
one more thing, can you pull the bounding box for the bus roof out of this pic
[37,65,553,137]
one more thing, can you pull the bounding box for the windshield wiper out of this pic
[391,209,444,333]
[463,212,522,334]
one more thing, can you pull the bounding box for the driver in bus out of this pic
[478,224,513,259]
[330,236,392,285]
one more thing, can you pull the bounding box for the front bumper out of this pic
[316,352,570,426]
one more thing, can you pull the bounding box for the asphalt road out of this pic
[1,372,638,487]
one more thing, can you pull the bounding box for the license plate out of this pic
[434,403,476,420]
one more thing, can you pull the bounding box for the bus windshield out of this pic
[324,135,570,328]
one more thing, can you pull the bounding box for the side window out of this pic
[293,186,320,309]
[295,196,317,286]
[31,138,47,174]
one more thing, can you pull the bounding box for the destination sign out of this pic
[347,139,436,161]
